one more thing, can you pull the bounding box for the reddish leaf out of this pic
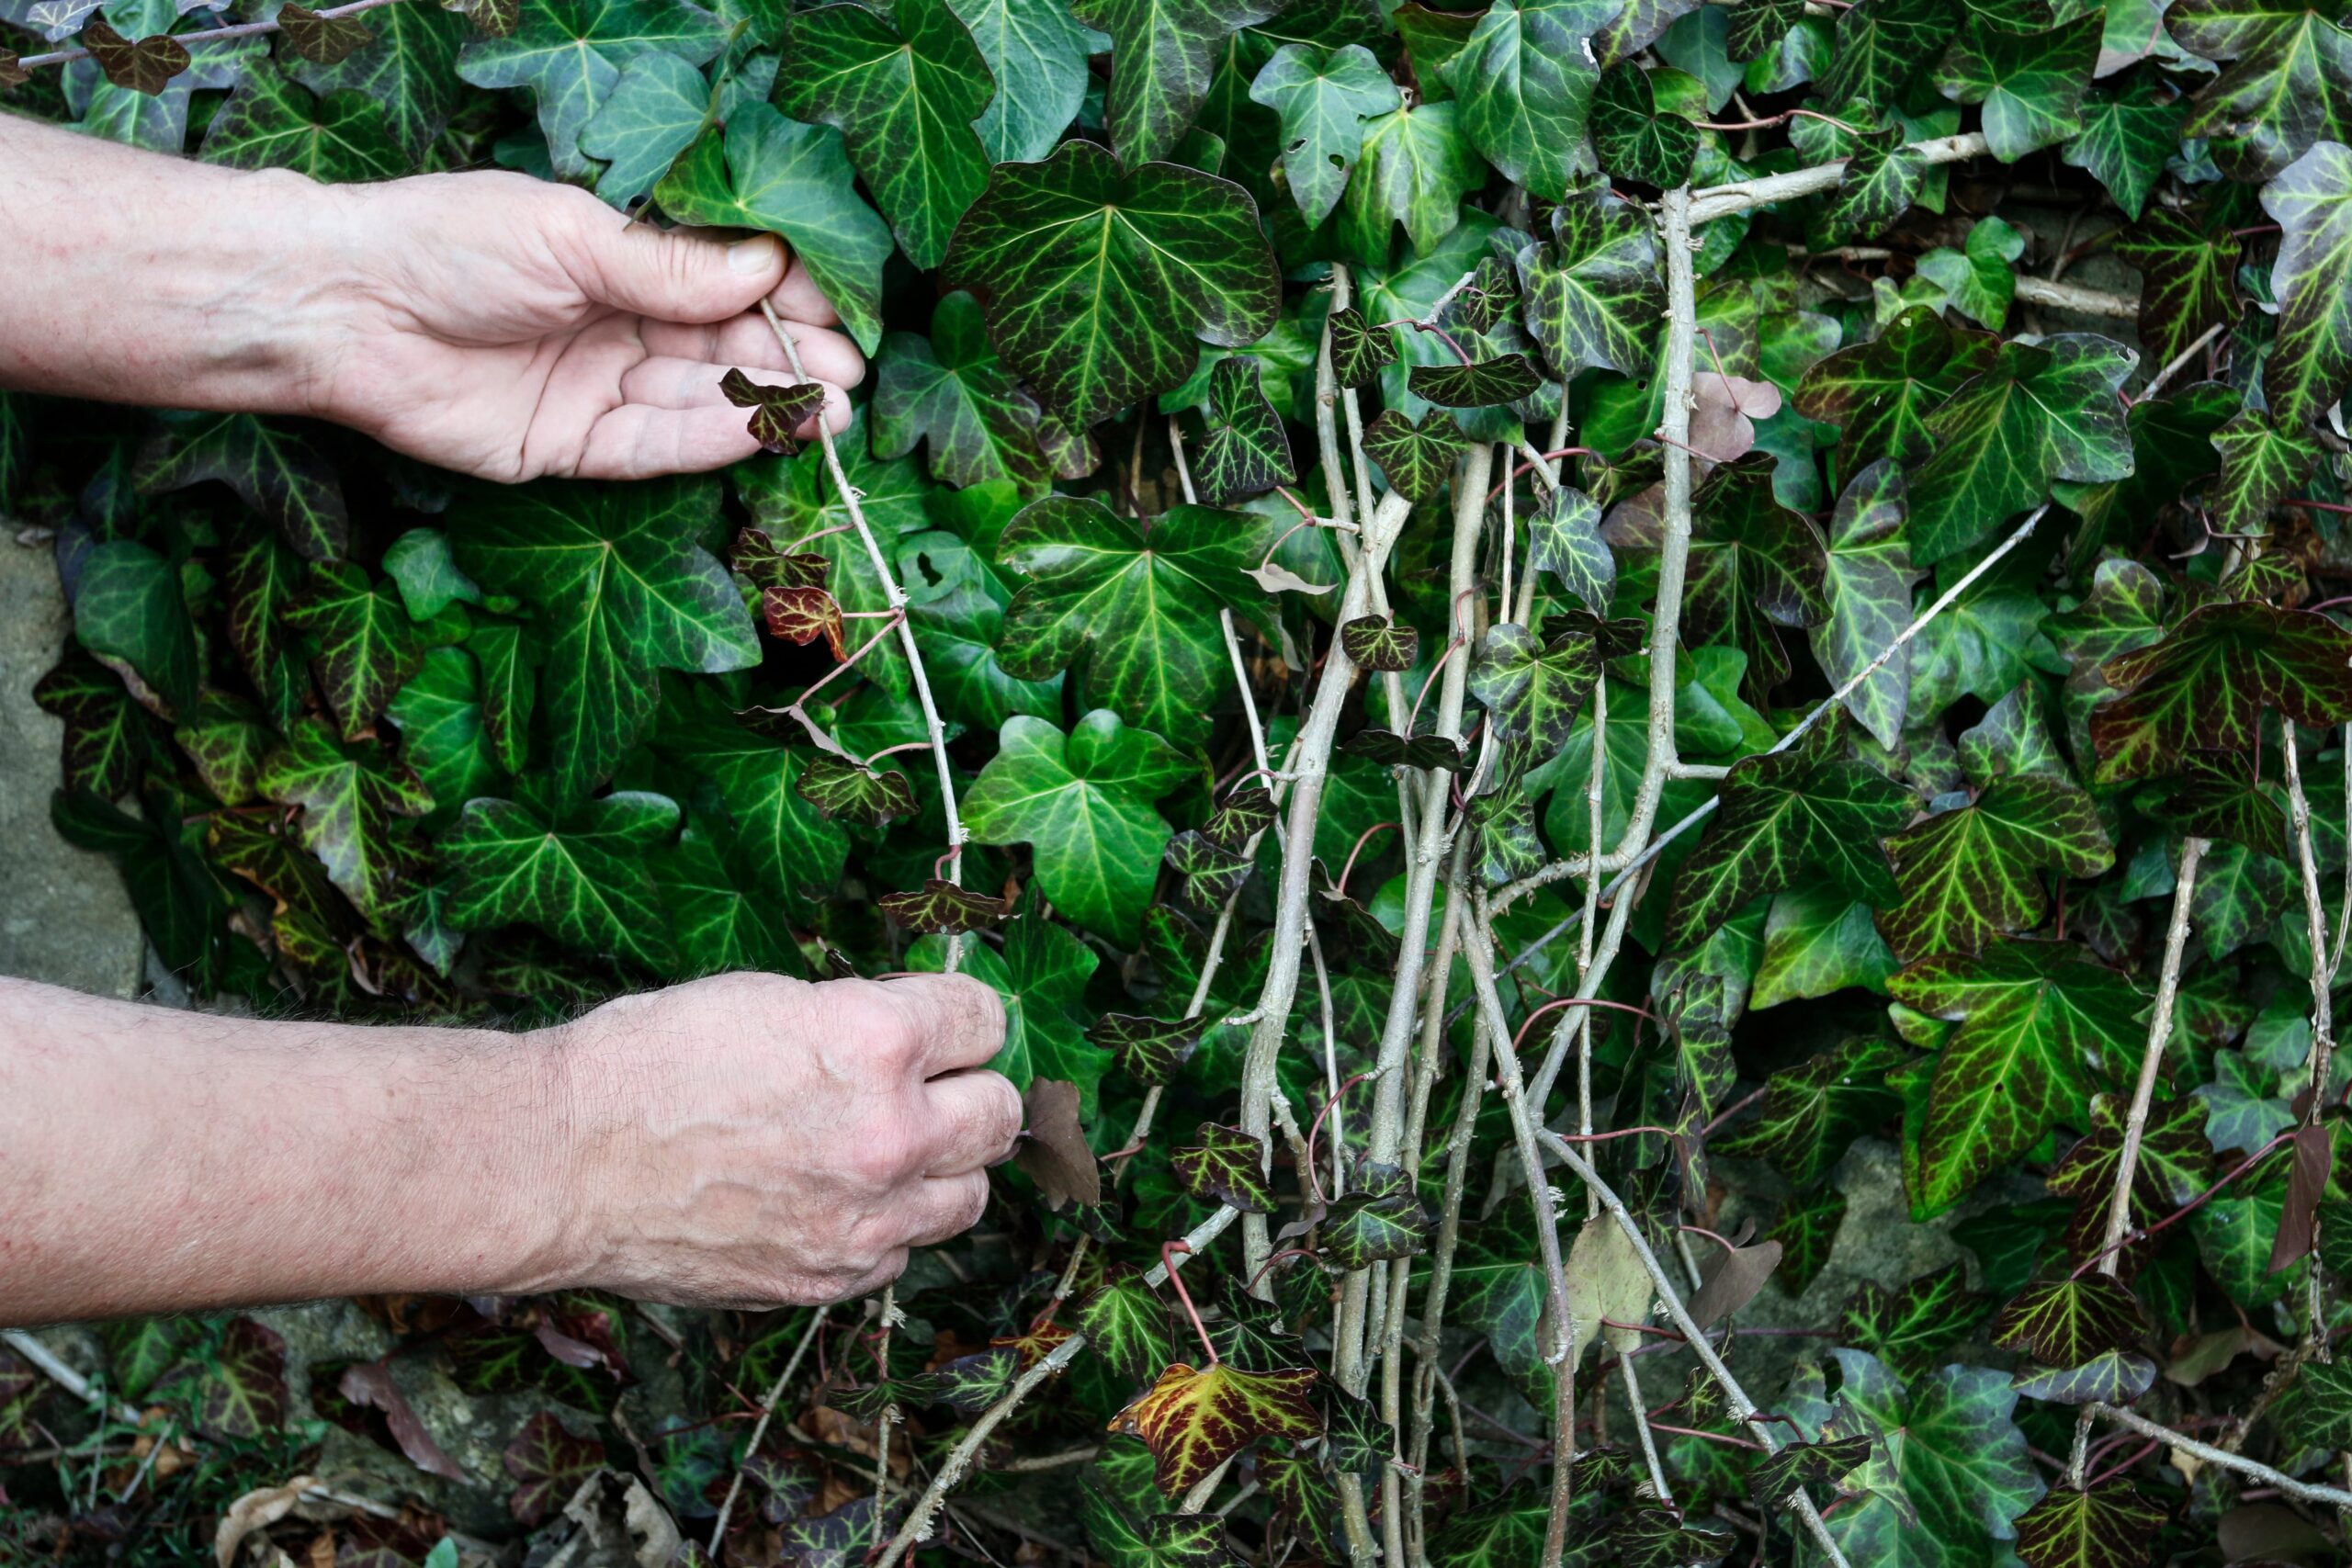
[720,370,828,454]
[877,878,1009,934]
[2268,1122,2336,1273]
[503,1411,605,1525]
[763,583,849,660]
[334,1362,469,1482]
[1107,1362,1322,1495]
[1013,1077,1100,1210]
[79,19,188,95]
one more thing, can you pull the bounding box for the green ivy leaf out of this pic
[1361,409,1464,502]
[964,711,1190,942]
[775,0,993,269]
[443,787,679,969]
[1992,1275,2147,1367]
[1933,13,2100,160]
[1170,1122,1276,1212]
[135,412,348,563]
[945,141,1282,428]
[951,0,1099,164]
[386,647,502,829]
[285,559,426,741]
[2062,68,2184,220]
[652,104,894,354]
[1321,1168,1431,1269]
[1818,0,1959,110]
[2262,139,2352,432]
[1905,333,2135,567]
[1517,183,1664,378]
[1070,0,1274,167]
[1089,1012,1203,1085]
[1329,306,1398,389]
[1666,723,1912,951]
[258,717,431,929]
[70,539,197,718]
[1591,62,1696,185]
[2088,600,2352,783]
[1794,305,1996,471]
[875,292,1055,494]
[1193,356,1295,503]
[1891,938,2144,1215]
[1468,620,1603,754]
[456,0,728,180]
[1916,214,2024,332]
[1405,351,1544,407]
[995,495,1270,744]
[1339,101,1484,265]
[35,651,156,800]
[2011,1483,2167,1568]
[451,476,757,802]
[2208,407,2323,534]
[1878,774,2111,961]
[1446,0,1607,199]
[658,693,847,921]
[1817,124,1925,244]
[794,752,917,826]
[1752,887,1900,1008]
[574,51,704,208]
[1248,42,1399,225]
[198,62,407,180]
[292,0,466,164]
[653,822,803,977]
[2169,0,2352,182]
[1684,456,1832,699]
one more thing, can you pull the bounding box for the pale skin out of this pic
[0,117,1019,1325]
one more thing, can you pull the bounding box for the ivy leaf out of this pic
[444,788,679,970]
[81,17,187,95]
[1684,456,1832,699]
[2087,600,2352,784]
[1817,125,1925,245]
[2262,140,2352,433]
[385,647,502,829]
[69,539,196,719]
[1933,14,2100,160]
[1805,458,1919,748]
[995,495,1269,744]
[1165,829,1253,910]
[1753,886,1899,1008]
[1517,183,1664,378]
[198,64,408,181]
[258,718,431,929]
[452,477,757,802]
[718,370,825,455]
[1107,1361,1320,1495]
[1343,727,1468,771]
[1591,62,1696,186]
[775,0,993,269]
[285,560,426,741]
[1747,1435,1874,1512]
[503,1412,604,1526]
[168,1317,288,1440]
[656,824,802,978]
[1794,306,1996,472]
[1194,357,1295,504]
[1992,1276,2147,1367]
[1447,255,1522,334]
[1406,352,1544,407]
[653,104,894,354]
[2108,209,2237,389]
[794,752,916,826]
[292,0,465,164]
[1339,101,1484,265]
[874,292,1054,493]
[1905,334,2135,567]
[1202,782,1275,848]
[1916,214,2025,332]
[1719,1036,1905,1183]
[1329,306,1397,389]
[34,651,156,800]
[1247,43,1398,225]
[279,3,377,65]
[951,0,1096,164]
[963,712,1189,942]
[1362,409,1464,502]
[1527,487,1615,613]
[2208,408,2322,534]
[878,877,1010,934]
[2012,1483,2167,1568]
[1891,939,2145,1216]
[2169,0,2352,181]
[455,0,728,180]
[1468,620,1602,754]
[762,582,849,659]
[2063,69,2184,221]
[1878,774,2112,961]
[1446,0,1609,200]
[1171,1122,1276,1212]
[1818,0,1961,110]
[1322,1166,1431,1269]
[945,141,1282,428]
[135,412,348,563]
[1069,0,1273,168]
[2146,750,2289,857]
[1340,615,1419,671]
[1089,1012,1202,1085]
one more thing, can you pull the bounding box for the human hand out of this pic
[538,972,1018,1307]
[302,169,863,483]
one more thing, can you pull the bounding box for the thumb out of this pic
[571,217,789,323]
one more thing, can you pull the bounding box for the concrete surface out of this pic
[0,534,143,1000]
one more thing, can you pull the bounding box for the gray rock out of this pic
[0,536,143,999]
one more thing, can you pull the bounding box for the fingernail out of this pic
[727,235,779,275]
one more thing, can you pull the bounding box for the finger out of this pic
[639,313,866,389]
[574,384,859,478]
[878,973,1008,1074]
[617,357,856,430]
[560,205,787,325]
[772,253,841,327]
[919,1069,1024,1177]
[900,1171,990,1247]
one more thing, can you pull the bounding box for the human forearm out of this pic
[0,977,570,1324]
[0,112,360,419]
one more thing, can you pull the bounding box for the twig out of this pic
[1687,133,1989,223]
[761,301,968,971]
[2142,321,2228,400]
[1543,1139,1855,1568]
[2098,836,2208,1276]
[0,1330,140,1426]
[708,1307,828,1551]
[10,0,407,70]
[2280,737,2338,1115]
[2089,1403,2352,1506]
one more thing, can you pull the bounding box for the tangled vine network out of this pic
[7,0,2352,1562]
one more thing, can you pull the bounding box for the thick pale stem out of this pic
[2281,736,2339,1118]
[2089,1402,2352,1506]
[1686,133,1989,223]
[2098,837,2207,1273]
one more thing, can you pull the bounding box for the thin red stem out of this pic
[1162,1242,1217,1366]
[1645,1422,1766,1450]
[1246,1247,1321,1294]
[1676,1223,1742,1257]
[2287,498,2352,516]
[1488,447,1611,502]
[1510,996,1664,1054]
[1333,823,1402,903]
[1700,1084,1768,1139]
[2073,1129,2295,1277]
[1303,1069,1377,1205]
[785,522,854,553]
[1406,639,1464,735]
